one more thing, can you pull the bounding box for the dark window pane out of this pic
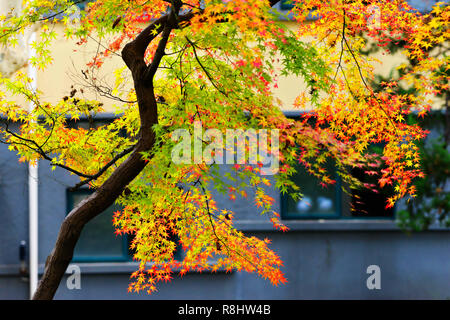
[280,0,294,10]
[69,190,128,261]
[282,162,341,219]
[75,0,93,11]
[348,142,395,218]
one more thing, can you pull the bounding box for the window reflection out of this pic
[283,161,340,219]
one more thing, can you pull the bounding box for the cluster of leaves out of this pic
[289,0,449,208]
[0,0,448,294]
[396,113,450,231]
[358,3,449,230]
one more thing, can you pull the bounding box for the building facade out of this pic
[0,0,449,300]
[0,113,449,300]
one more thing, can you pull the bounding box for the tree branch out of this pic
[69,144,137,191]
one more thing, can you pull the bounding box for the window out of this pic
[281,161,342,219]
[349,165,395,218]
[68,189,182,262]
[74,0,93,11]
[280,114,395,220]
[68,189,131,262]
[280,157,395,219]
[280,0,295,11]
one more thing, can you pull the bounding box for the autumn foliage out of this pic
[0,0,448,295]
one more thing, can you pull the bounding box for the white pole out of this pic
[28,31,39,300]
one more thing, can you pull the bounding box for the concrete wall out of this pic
[49,229,450,300]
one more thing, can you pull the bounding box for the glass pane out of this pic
[76,0,93,11]
[283,163,340,218]
[350,166,395,218]
[127,234,183,261]
[70,191,127,261]
[280,0,294,10]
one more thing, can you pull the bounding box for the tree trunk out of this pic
[32,134,154,299]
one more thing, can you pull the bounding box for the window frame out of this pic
[67,186,183,263]
[280,166,343,220]
[74,0,92,11]
[64,115,183,263]
[280,0,295,11]
[279,112,396,221]
[67,188,131,263]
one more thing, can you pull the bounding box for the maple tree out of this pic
[0,0,448,299]
[360,11,450,230]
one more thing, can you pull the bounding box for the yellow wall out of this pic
[6,21,444,113]
[35,25,129,109]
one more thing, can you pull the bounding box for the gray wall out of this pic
[47,228,450,300]
[1,0,447,301]
[0,140,449,299]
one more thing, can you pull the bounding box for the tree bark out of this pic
[32,138,154,300]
